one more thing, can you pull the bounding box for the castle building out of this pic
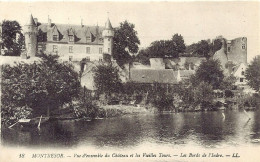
[23,14,114,61]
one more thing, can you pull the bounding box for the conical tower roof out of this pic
[105,18,112,30]
[27,14,36,26]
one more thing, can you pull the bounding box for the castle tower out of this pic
[102,18,114,56]
[24,14,37,58]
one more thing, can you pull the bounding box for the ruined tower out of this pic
[24,14,37,58]
[226,37,247,65]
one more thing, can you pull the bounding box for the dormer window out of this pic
[69,35,74,42]
[242,44,246,49]
[53,35,58,41]
[86,36,91,42]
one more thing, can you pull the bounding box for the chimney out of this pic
[34,18,38,26]
[48,15,51,27]
[81,18,83,27]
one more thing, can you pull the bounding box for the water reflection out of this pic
[2,110,260,148]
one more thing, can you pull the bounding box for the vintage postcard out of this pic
[0,0,260,162]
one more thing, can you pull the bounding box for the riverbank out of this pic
[99,104,157,118]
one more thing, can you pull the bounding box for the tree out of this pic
[193,59,224,89]
[93,63,122,96]
[135,48,150,65]
[1,54,80,121]
[196,40,211,58]
[113,20,140,66]
[171,34,186,55]
[148,40,176,58]
[185,43,198,55]
[245,55,260,92]
[2,20,24,56]
[212,38,223,54]
[220,75,237,90]
[185,37,223,57]
[193,82,214,108]
[147,33,185,58]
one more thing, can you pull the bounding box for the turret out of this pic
[24,14,37,58]
[102,18,114,55]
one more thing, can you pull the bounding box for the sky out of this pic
[0,1,259,61]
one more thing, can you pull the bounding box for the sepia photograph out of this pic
[0,0,260,161]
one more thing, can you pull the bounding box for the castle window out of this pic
[53,45,58,53]
[108,48,110,53]
[99,48,103,54]
[240,78,244,82]
[242,44,246,49]
[38,44,43,52]
[241,71,245,75]
[86,47,90,54]
[69,56,73,61]
[53,35,58,41]
[69,35,74,42]
[227,47,230,52]
[108,38,110,41]
[99,57,103,62]
[69,46,73,53]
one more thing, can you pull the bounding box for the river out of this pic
[2,110,260,150]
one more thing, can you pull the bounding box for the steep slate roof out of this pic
[179,70,195,78]
[37,23,105,44]
[130,69,178,84]
[105,18,113,29]
[164,57,206,68]
[27,14,36,26]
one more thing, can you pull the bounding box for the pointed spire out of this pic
[105,12,112,29]
[105,18,112,30]
[27,14,36,26]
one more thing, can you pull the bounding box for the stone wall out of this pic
[150,58,165,69]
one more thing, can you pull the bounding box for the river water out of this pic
[2,110,260,150]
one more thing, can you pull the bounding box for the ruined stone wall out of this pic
[213,43,228,69]
[150,58,165,69]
